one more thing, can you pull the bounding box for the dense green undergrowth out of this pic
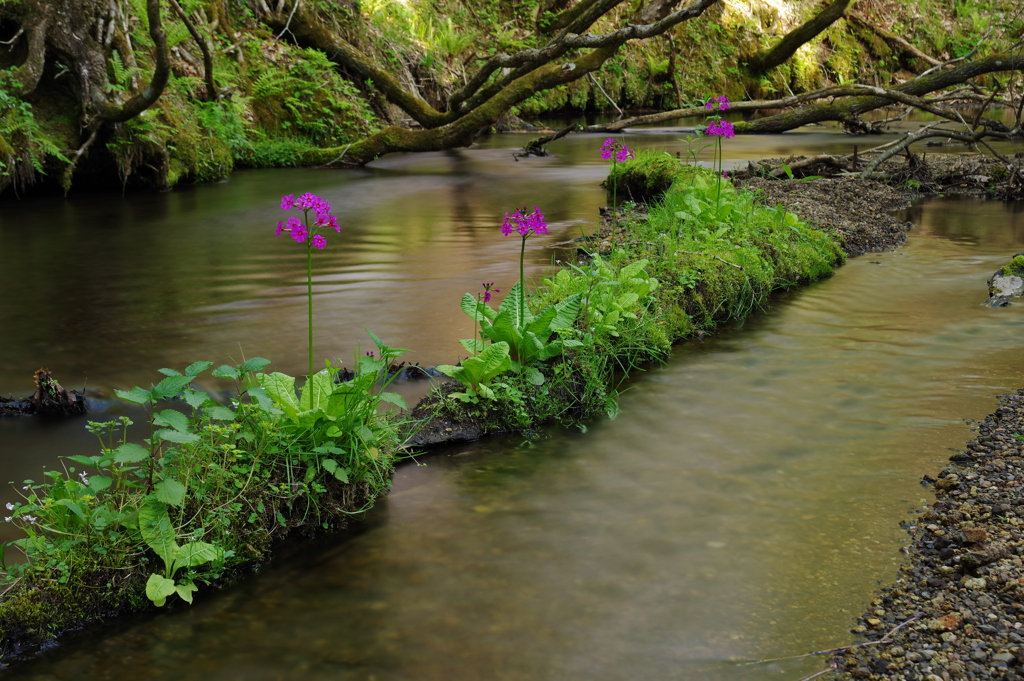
[0,148,843,658]
[0,339,408,657]
[414,148,844,439]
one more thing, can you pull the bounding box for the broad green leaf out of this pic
[525,305,557,338]
[378,392,407,409]
[174,581,198,604]
[206,406,236,421]
[356,424,374,442]
[549,294,582,332]
[152,376,193,400]
[497,282,531,329]
[460,293,497,322]
[156,429,200,444]
[211,364,241,380]
[476,383,495,399]
[113,443,150,464]
[258,372,299,420]
[146,573,177,607]
[182,389,211,410]
[525,366,545,385]
[114,387,153,405]
[88,475,113,494]
[153,478,187,507]
[459,338,485,355]
[299,370,334,412]
[56,498,86,521]
[618,260,649,281]
[246,387,282,415]
[157,368,183,377]
[139,497,178,562]
[241,357,271,373]
[485,311,521,349]
[185,361,213,377]
[174,541,222,568]
[154,410,191,432]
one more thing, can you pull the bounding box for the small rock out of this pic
[964,528,989,543]
[963,576,987,590]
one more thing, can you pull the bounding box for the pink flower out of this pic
[705,119,735,138]
[600,138,633,164]
[705,100,714,109]
[615,146,633,163]
[275,221,286,236]
[312,234,327,249]
[501,206,547,237]
[281,194,295,210]
[716,95,731,110]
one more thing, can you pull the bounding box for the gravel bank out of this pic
[832,391,1024,680]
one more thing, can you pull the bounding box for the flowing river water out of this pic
[2,121,1024,679]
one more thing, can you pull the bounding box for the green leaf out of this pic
[174,581,198,604]
[525,366,545,385]
[299,370,334,412]
[378,392,407,409]
[152,376,193,400]
[153,478,187,507]
[174,541,222,568]
[459,338,485,355]
[485,311,521,348]
[258,372,299,420]
[241,357,271,373]
[156,429,200,444]
[66,454,102,466]
[497,282,531,329]
[114,387,153,405]
[206,406,236,421]
[524,305,557,339]
[154,410,191,432]
[185,361,214,377]
[146,573,177,607]
[549,293,582,332]
[139,497,177,562]
[56,498,86,521]
[461,293,496,322]
[246,387,282,415]
[182,389,211,410]
[157,368,183,377]
[88,475,113,494]
[113,443,150,464]
[321,458,350,482]
[211,364,241,380]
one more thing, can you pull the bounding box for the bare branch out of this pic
[168,0,219,101]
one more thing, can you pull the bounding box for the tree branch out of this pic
[168,0,219,101]
[96,0,170,123]
[847,11,943,70]
[748,0,851,75]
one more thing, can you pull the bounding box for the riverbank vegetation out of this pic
[0,145,845,657]
[1,0,1021,196]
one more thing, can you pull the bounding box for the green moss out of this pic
[1001,254,1024,277]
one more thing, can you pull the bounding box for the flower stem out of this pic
[518,234,527,361]
[307,238,314,382]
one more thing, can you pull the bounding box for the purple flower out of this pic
[705,119,735,138]
[705,100,714,109]
[480,282,500,303]
[600,138,633,164]
[501,206,548,237]
[22,515,37,524]
[275,192,339,248]
[716,95,731,110]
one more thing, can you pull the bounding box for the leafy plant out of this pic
[140,497,224,606]
[436,341,512,401]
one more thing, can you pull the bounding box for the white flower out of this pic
[3,517,10,523]
[5,502,13,510]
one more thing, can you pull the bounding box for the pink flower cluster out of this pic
[705,95,731,111]
[600,138,634,163]
[705,119,736,138]
[275,192,339,249]
[501,206,548,237]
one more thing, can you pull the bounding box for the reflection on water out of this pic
[3,132,1024,680]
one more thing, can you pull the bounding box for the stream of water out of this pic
[1,122,1024,679]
